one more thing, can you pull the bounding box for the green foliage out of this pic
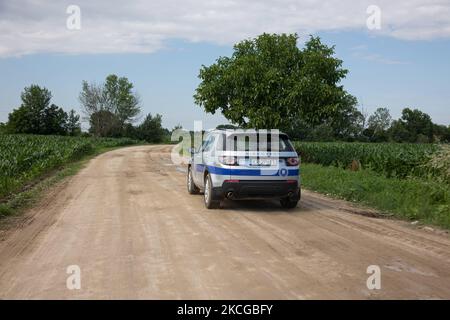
[423,145,450,184]
[432,124,450,143]
[388,120,411,143]
[301,163,450,229]
[79,74,141,137]
[194,33,357,131]
[294,141,439,180]
[41,104,68,135]
[365,107,392,142]
[135,113,166,143]
[66,109,81,136]
[305,123,336,142]
[6,85,81,136]
[79,74,169,141]
[16,85,52,134]
[0,134,140,199]
[388,108,434,143]
[103,74,141,126]
[89,110,121,137]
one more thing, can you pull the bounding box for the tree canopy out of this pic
[135,113,166,143]
[194,33,357,132]
[389,108,434,143]
[5,85,80,136]
[79,74,141,137]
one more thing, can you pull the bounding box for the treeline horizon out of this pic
[0,72,449,144]
[284,107,450,143]
[0,75,175,143]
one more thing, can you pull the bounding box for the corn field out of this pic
[0,134,140,199]
[293,141,447,181]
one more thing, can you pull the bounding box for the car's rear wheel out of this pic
[280,189,300,209]
[187,166,199,194]
[204,174,220,209]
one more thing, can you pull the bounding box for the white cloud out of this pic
[1,0,450,57]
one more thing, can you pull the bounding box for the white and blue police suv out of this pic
[187,129,301,209]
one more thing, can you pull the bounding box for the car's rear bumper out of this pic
[212,180,300,200]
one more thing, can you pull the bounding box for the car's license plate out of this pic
[250,158,278,166]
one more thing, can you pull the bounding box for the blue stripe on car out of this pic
[206,166,299,176]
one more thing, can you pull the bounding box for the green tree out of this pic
[307,123,336,142]
[329,100,364,141]
[368,107,392,133]
[433,124,450,143]
[7,105,30,133]
[21,85,52,133]
[366,107,392,142]
[8,85,52,134]
[42,104,68,135]
[389,108,434,143]
[388,120,411,143]
[136,113,165,143]
[0,122,6,134]
[79,74,141,137]
[284,118,311,141]
[7,85,68,135]
[66,109,81,136]
[401,108,434,142]
[122,123,139,139]
[79,81,105,114]
[103,75,141,127]
[89,110,120,137]
[284,102,363,142]
[445,126,450,142]
[194,33,356,131]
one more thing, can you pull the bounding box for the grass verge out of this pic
[0,145,138,220]
[301,163,450,229]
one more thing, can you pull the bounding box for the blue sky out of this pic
[1,1,449,129]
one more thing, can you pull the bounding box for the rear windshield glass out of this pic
[220,134,294,152]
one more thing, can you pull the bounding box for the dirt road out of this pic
[0,145,449,299]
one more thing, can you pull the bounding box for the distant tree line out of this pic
[78,74,169,142]
[284,107,450,143]
[0,75,173,143]
[1,42,448,145]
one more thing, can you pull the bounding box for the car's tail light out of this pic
[286,157,299,166]
[219,156,238,166]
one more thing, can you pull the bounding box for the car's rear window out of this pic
[219,133,294,152]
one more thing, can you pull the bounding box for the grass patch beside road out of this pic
[301,163,450,229]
